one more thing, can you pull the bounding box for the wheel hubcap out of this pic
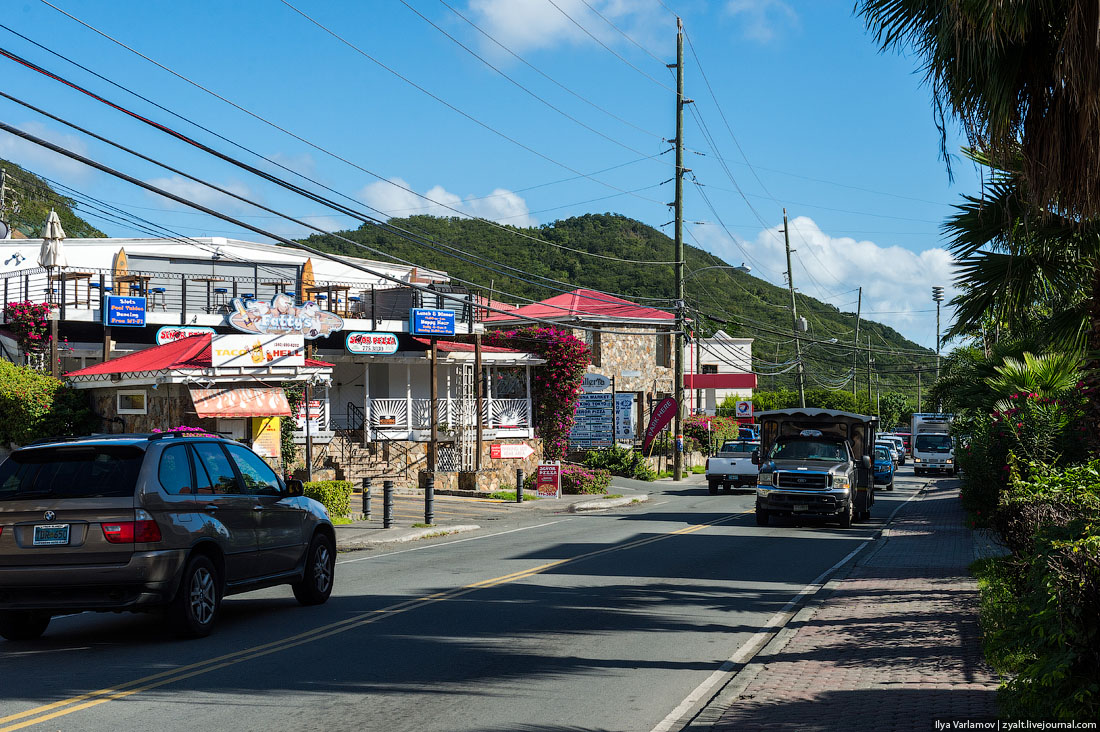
[189,567,216,625]
[314,545,332,593]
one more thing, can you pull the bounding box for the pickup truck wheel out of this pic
[0,611,51,641]
[838,501,853,529]
[755,508,769,526]
[708,482,719,495]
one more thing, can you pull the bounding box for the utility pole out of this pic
[782,209,806,408]
[932,285,944,380]
[866,334,873,407]
[917,369,922,413]
[852,287,861,398]
[670,17,691,482]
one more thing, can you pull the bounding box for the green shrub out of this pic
[0,360,95,446]
[303,480,354,518]
[582,443,655,480]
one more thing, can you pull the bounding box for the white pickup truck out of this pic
[706,440,760,494]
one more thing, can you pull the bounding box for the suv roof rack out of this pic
[23,434,140,446]
[147,430,223,441]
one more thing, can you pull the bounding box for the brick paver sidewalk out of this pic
[700,481,1000,731]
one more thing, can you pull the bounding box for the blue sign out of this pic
[410,308,456,336]
[103,296,146,327]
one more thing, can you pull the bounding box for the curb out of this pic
[570,494,650,512]
[336,524,480,550]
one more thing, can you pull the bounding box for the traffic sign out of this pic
[490,443,535,460]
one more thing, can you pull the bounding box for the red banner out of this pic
[642,396,679,453]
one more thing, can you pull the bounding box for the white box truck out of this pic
[910,413,955,476]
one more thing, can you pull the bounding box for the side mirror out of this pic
[751,449,759,465]
[285,479,305,497]
[861,455,872,470]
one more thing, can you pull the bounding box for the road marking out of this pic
[336,520,571,564]
[650,482,928,732]
[0,512,746,731]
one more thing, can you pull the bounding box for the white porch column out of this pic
[487,365,494,428]
[405,363,412,431]
[363,361,370,444]
[524,364,533,435]
[445,362,452,428]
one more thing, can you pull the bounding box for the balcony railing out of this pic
[0,266,479,327]
[366,398,529,431]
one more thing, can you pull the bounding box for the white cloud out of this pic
[725,0,798,43]
[691,215,956,349]
[145,175,255,213]
[0,121,94,181]
[467,0,667,54]
[358,177,535,226]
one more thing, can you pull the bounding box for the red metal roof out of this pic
[484,288,674,323]
[684,373,758,389]
[66,334,332,377]
[410,337,522,354]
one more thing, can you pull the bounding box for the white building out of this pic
[684,330,755,415]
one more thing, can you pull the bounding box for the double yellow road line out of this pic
[0,511,745,731]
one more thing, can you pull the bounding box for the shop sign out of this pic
[211,334,305,367]
[346,332,399,355]
[155,325,215,345]
[410,308,456,336]
[490,443,535,460]
[615,393,636,440]
[569,391,614,450]
[103,296,145,327]
[536,462,561,498]
[580,373,611,392]
[228,293,342,340]
[735,400,753,418]
[251,416,282,461]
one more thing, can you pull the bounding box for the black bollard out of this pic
[516,469,524,503]
[383,480,394,529]
[425,475,435,525]
[361,477,372,521]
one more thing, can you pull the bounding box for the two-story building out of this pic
[685,330,757,416]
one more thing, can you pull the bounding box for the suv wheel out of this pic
[0,611,51,641]
[755,506,769,526]
[293,534,335,606]
[170,555,220,638]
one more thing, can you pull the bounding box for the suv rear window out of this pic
[0,445,144,500]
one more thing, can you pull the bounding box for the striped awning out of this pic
[189,387,291,418]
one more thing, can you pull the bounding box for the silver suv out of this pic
[0,431,335,640]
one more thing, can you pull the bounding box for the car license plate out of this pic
[793,504,809,512]
[33,524,70,546]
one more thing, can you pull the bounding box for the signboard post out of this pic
[735,400,753,420]
[536,462,561,498]
[614,393,636,441]
[569,391,614,450]
[102,296,146,327]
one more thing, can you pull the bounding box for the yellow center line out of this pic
[0,510,748,731]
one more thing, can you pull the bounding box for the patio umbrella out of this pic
[37,209,68,268]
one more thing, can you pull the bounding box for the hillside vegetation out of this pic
[0,158,105,239]
[300,213,930,393]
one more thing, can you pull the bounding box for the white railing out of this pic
[368,398,529,430]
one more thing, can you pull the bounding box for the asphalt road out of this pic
[0,467,927,732]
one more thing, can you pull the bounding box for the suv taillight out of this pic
[102,519,162,544]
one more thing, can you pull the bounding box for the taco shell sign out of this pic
[211,335,305,368]
[228,293,343,340]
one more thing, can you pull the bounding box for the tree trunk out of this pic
[1086,268,1100,448]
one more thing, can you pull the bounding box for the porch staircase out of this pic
[328,428,423,491]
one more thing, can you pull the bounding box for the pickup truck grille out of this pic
[776,472,830,489]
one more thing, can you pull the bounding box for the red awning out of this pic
[189,387,291,418]
[684,373,758,389]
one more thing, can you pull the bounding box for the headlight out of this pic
[946,458,954,464]
[833,476,850,491]
[913,457,921,463]
[757,472,773,486]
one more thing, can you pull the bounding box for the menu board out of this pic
[569,392,614,449]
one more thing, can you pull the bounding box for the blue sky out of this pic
[0,0,978,349]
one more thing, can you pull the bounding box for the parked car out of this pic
[705,440,759,493]
[0,431,336,641]
[874,440,900,469]
[873,445,895,490]
[879,434,906,466]
[894,432,912,455]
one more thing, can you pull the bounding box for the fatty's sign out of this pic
[211,334,305,367]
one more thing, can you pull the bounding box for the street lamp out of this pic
[932,285,944,380]
[684,263,751,279]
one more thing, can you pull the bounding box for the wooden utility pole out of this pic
[852,287,861,398]
[782,209,806,408]
[866,334,873,406]
[670,17,691,481]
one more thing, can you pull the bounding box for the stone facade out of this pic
[576,324,675,398]
[86,384,206,433]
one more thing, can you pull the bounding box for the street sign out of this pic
[103,296,146,327]
[410,308,456,336]
[536,462,561,498]
[735,400,753,418]
[490,443,535,459]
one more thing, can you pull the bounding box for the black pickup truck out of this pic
[753,408,877,528]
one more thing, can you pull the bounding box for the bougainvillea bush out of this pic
[483,327,590,461]
[3,301,51,354]
[525,464,611,494]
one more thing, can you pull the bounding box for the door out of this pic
[191,442,258,583]
[224,444,305,576]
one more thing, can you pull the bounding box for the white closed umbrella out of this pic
[37,209,68,268]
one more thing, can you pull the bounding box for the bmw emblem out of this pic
[44,511,56,521]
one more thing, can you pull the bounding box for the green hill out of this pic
[299,213,933,397]
[0,158,105,239]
